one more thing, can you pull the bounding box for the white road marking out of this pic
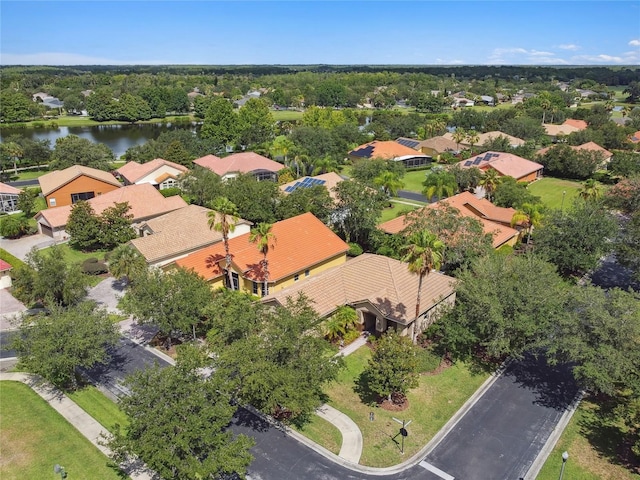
[419,460,455,480]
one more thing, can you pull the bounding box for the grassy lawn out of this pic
[536,399,640,480]
[528,177,582,210]
[322,346,489,467]
[41,243,108,264]
[293,415,342,455]
[0,381,125,480]
[67,385,129,434]
[402,169,430,193]
[12,169,49,181]
[379,201,420,223]
[271,110,304,121]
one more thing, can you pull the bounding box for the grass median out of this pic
[315,346,489,467]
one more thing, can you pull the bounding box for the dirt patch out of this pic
[149,333,181,359]
[378,393,409,411]
[422,357,454,376]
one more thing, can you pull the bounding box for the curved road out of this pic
[88,337,577,480]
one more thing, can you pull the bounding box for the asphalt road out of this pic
[397,190,429,203]
[0,330,17,358]
[6,179,39,188]
[91,338,577,480]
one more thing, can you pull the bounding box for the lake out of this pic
[0,123,200,159]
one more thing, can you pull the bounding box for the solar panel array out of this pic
[284,177,327,193]
[397,138,420,149]
[463,152,501,168]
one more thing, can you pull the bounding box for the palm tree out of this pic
[539,92,552,124]
[108,244,148,285]
[312,156,340,175]
[323,306,359,343]
[422,170,457,202]
[401,230,445,342]
[374,171,404,197]
[578,178,602,201]
[208,197,239,289]
[466,130,480,153]
[479,168,501,201]
[452,128,467,150]
[511,203,543,244]
[249,222,276,296]
[1,141,24,175]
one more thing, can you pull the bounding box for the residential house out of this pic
[628,131,640,145]
[479,95,495,106]
[193,152,285,181]
[175,212,350,296]
[406,136,460,158]
[0,259,12,289]
[129,204,251,267]
[536,141,613,168]
[378,191,520,249]
[116,158,188,190]
[543,123,581,141]
[562,119,588,131]
[348,140,432,169]
[263,253,457,341]
[458,151,543,182]
[279,172,345,202]
[35,183,187,239]
[38,165,122,208]
[0,182,21,213]
[443,131,526,149]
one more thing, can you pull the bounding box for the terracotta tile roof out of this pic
[543,124,581,137]
[563,119,588,130]
[130,205,251,263]
[629,131,640,143]
[0,259,12,272]
[349,140,429,160]
[35,184,187,228]
[443,131,525,147]
[116,158,188,184]
[263,253,456,324]
[279,172,345,200]
[458,151,542,181]
[537,141,612,158]
[193,152,284,176]
[155,172,179,183]
[0,182,21,195]
[175,212,349,282]
[418,136,460,153]
[378,192,520,248]
[38,165,121,196]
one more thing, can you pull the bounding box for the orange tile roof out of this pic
[193,152,284,176]
[38,165,121,196]
[563,119,588,130]
[263,253,456,324]
[175,212,349,282]
[543,124,581,137]
[35,184,187,228]
[116,158,188,184]
[629,131,640,143]
[378,192,520,248]
[536,141,613,158]
[0,182,21,195]
[349,140,429,160]
[458,151,543,181]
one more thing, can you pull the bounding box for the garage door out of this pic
[40,223,53,237]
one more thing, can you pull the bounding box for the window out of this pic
[305,269,310,277]
[253,281,268,296]
[49,198,56,207]
[294,274,299,282]
[226,271,240,291]
[71,191,95,204]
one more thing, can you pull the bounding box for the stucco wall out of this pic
[45,176,120,208]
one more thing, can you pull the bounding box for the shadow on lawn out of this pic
[354,370,380,407]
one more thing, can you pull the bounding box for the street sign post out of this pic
[392,417,412,454]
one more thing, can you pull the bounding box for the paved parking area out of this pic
[0,233,57,260]
[0,289,25,330]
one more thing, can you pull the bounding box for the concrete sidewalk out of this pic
[316,404,363,463]
[0,372,154,480]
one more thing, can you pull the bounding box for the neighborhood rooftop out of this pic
[38,165,121,196]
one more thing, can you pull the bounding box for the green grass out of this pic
[536,399,639,480]
[528,177,583,210]
[271,110,304,121]
[379,201,421,223]
[0,248,26,270]
[40,243,109,264]
[321,346,489,467]
[13,169,49,181]
[0,381,125,480]
[292,415,342,455]
[401,169,430,193]
[67,385,129,434]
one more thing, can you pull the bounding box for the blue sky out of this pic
[1,1,639,65]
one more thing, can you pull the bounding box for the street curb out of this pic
[120,329,176,366]
[250,359,512,475]
[522,390,584,480]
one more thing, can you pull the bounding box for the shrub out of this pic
[416,347,443,373]
[160,187,182,198]
[347,242,363,257]
[82,258,108,275]
[0,215,30,239]
[343,329,361,345]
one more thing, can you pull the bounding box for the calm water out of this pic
[0,123,199,159]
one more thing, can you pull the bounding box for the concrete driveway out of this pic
[0,289,25,330]
[88,277,127,314]
[0,233,57,261]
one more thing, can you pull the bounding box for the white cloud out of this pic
[0,52,169,65]
[435,58,465,65]
[572,54,625,63]
[557,44,581,51]
[488,47,567,65]
[529,50,555,57]
[629,39,640,46]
